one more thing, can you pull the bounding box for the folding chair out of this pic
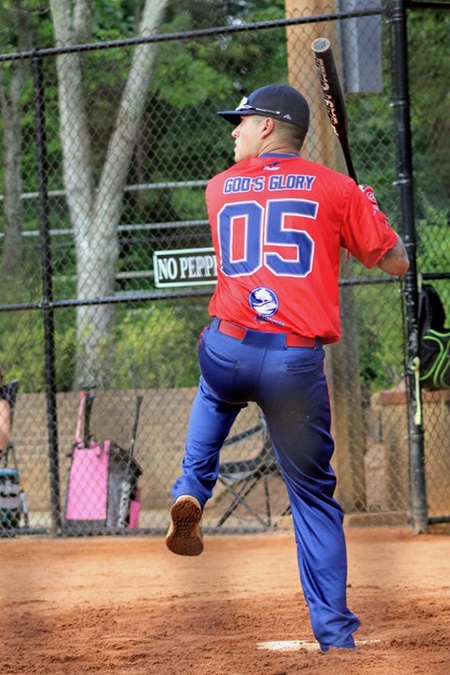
[216,413,289,529]
[0,380,29,530]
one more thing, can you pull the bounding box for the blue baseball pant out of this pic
[171,318,360,651]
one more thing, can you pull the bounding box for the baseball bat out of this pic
[311,37,358,184]
[117,395,143,528]
[83,386,96,447]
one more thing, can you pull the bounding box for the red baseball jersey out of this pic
[206,154,398,343]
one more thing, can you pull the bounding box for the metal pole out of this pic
[32,55,62,534]
[390,0,428,532]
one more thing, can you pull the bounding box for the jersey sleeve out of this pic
[340,182,398,268]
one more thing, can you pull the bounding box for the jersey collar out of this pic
[260,152,298,158]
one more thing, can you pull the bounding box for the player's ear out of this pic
[259,116,275,138]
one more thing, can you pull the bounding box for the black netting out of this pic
[0,0,448,537]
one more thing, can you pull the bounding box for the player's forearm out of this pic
[376,236,409,276]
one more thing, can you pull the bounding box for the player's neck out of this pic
[257,139,299,157]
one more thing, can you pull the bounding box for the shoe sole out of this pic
[166,499,203,557]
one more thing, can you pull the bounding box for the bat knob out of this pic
[312,37,330,52]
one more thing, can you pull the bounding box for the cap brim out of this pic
[217,109,254,125]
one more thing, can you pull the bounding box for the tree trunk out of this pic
[0,69,25,278]
[49,0,168,387]
[0,3,33,279]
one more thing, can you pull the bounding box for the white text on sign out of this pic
[153,248,217,288]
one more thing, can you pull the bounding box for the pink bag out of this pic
[64,391,143,533]
[65,439,110,522]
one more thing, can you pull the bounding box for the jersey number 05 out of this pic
[218,198,318,278]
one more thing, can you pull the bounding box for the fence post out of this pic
[285,2,368,511]
[32,54,62,535]
[390,0,428,532]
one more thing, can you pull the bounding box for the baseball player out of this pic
[166,84,409,652]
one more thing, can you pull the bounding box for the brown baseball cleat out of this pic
[165,495,204,556]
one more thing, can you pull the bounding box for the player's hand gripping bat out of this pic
[311,37,358,184]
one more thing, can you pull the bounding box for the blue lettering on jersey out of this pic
[223,176,266,194]
[252,176,265,192]
[268,174,315,191]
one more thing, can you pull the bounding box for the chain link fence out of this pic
[407,1,450,528]
[0,0,448,538]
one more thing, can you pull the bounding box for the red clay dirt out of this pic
[1,527,449,674]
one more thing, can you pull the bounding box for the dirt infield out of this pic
[1,527,450,675]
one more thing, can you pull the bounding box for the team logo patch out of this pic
[249,287,279,317]
[263,161,281,171]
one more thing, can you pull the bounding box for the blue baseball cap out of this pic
[217,84,310,133]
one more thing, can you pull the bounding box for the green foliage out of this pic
[416,191,450,276]
[0,315,45,392]
[0,259,77,393]
[408,9,450,212]
[164,0,246,28]
[355,285,406,392]
[54,309,77,390]
[93,0,137,36]
[0,1,52,53]
[111,301,208,389]
[0,0,448,397]
[0,296,208,393]
[153,41,233,110]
